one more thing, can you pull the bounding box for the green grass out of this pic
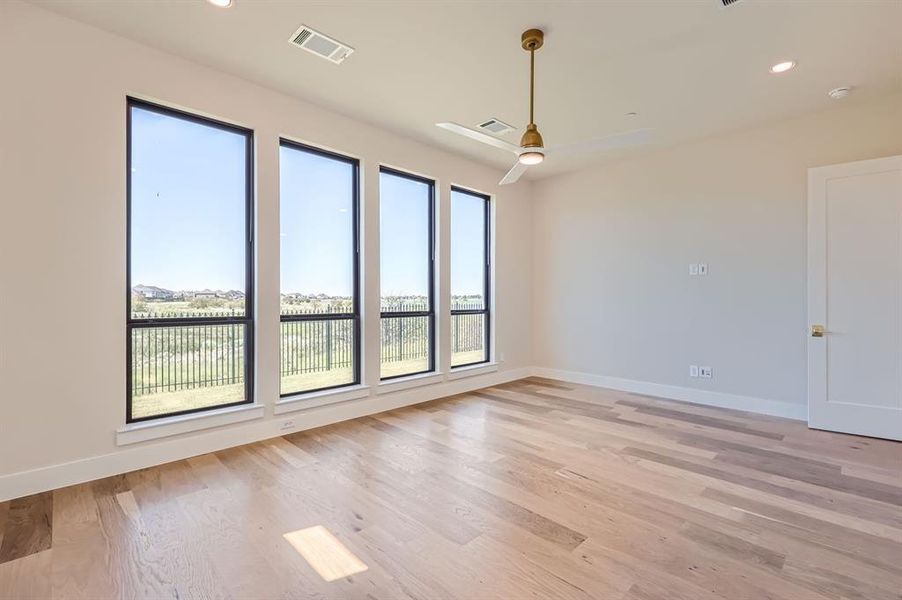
[451,349,487,368]
[281,366,355,395]
[380,356,430,379]
[132,383,245,420]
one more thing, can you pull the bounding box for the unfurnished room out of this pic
[0,0,901,598]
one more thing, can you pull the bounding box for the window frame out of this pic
[125,97,255,424]
[278,138,362,397]
[379,166,436,380]
[450,185,492,369]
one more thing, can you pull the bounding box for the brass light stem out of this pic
[529,46,535,126]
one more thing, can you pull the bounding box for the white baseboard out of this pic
[530,367,807,421]
[0,367,531,502]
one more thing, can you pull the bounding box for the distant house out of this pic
[224,290,245,300]
[133,284,174,300]
[192,289,219,299]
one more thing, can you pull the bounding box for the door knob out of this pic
[811,324,826,337]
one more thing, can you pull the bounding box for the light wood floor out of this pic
[1,377,900,599]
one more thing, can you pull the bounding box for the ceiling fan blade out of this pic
[545,128,653,158]
[436,122,522,154]
[499,160,529,185]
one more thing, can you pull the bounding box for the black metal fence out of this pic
[381,315,430,363]
[280,319,355,376]
[451,312,485,357]
[131,323,245,396]
[131,302,485,396]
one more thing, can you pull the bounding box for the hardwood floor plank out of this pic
[519,376,575,390]
[623,445,900,529]
[0,502,8,551]
[88,474,178,598]
[0,492,52,565]
[631,447,902,542]
[622,403,785,440]
[288,430,484,546]
[714,448,902,505]
[0,548,53,599]
[702,488,902,573]
[679,522,786,570]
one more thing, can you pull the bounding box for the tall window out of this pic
[280,141,360,396]
[450,187,491,367]
[127,99,254,422]
[379,168,435,379]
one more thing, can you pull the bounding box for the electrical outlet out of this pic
[699,366,713,379]
[698,263,708,276]
[689,263,699,276]
[689,365,699,378]
[280,419,296,430]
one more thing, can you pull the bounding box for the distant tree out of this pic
[190,296,224,309]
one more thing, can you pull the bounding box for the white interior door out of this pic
[808,155,902,440]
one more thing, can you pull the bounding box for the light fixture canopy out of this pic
[769,60,796,74]
[518,151,545,165]
[206,0,233,7]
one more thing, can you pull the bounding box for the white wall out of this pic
[0,1,533,499]
[532,92,902,417]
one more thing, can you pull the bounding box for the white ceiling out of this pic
[31,0,902,179]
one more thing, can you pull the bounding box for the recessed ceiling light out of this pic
[769,61,796,74]
[625,112,638,117]
[206,0,233,7]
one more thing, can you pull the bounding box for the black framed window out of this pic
[127,98,254,422]
[280,140,360,396]
[450,187,491,367]
[379,167,435,379]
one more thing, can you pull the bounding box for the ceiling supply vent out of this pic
[477,118,515,135]
[718,0,743,6]
[288,25,354,64]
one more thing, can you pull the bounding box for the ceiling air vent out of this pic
[288,25,354,64]
[477,118,515,135]
[718,0,743,6]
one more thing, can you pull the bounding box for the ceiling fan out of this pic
[437,29,653,185]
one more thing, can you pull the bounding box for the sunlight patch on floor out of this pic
[283,526,369,582]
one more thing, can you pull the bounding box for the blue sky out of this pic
[450,188,487,301]
[379,172,431,297]
[280,145,355,296]
[131,107,246,292]
[132,106,487,298]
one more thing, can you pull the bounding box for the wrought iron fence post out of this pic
[326,319,332,370]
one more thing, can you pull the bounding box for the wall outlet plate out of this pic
[689,263,699,275]
[689,365,699,377]
[699,366,713,378]
[699,263,709,275]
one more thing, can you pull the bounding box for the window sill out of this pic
[117,403,265,446]
[275,385,371,414]
[377,371,444,394]
[447,362,498,380]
